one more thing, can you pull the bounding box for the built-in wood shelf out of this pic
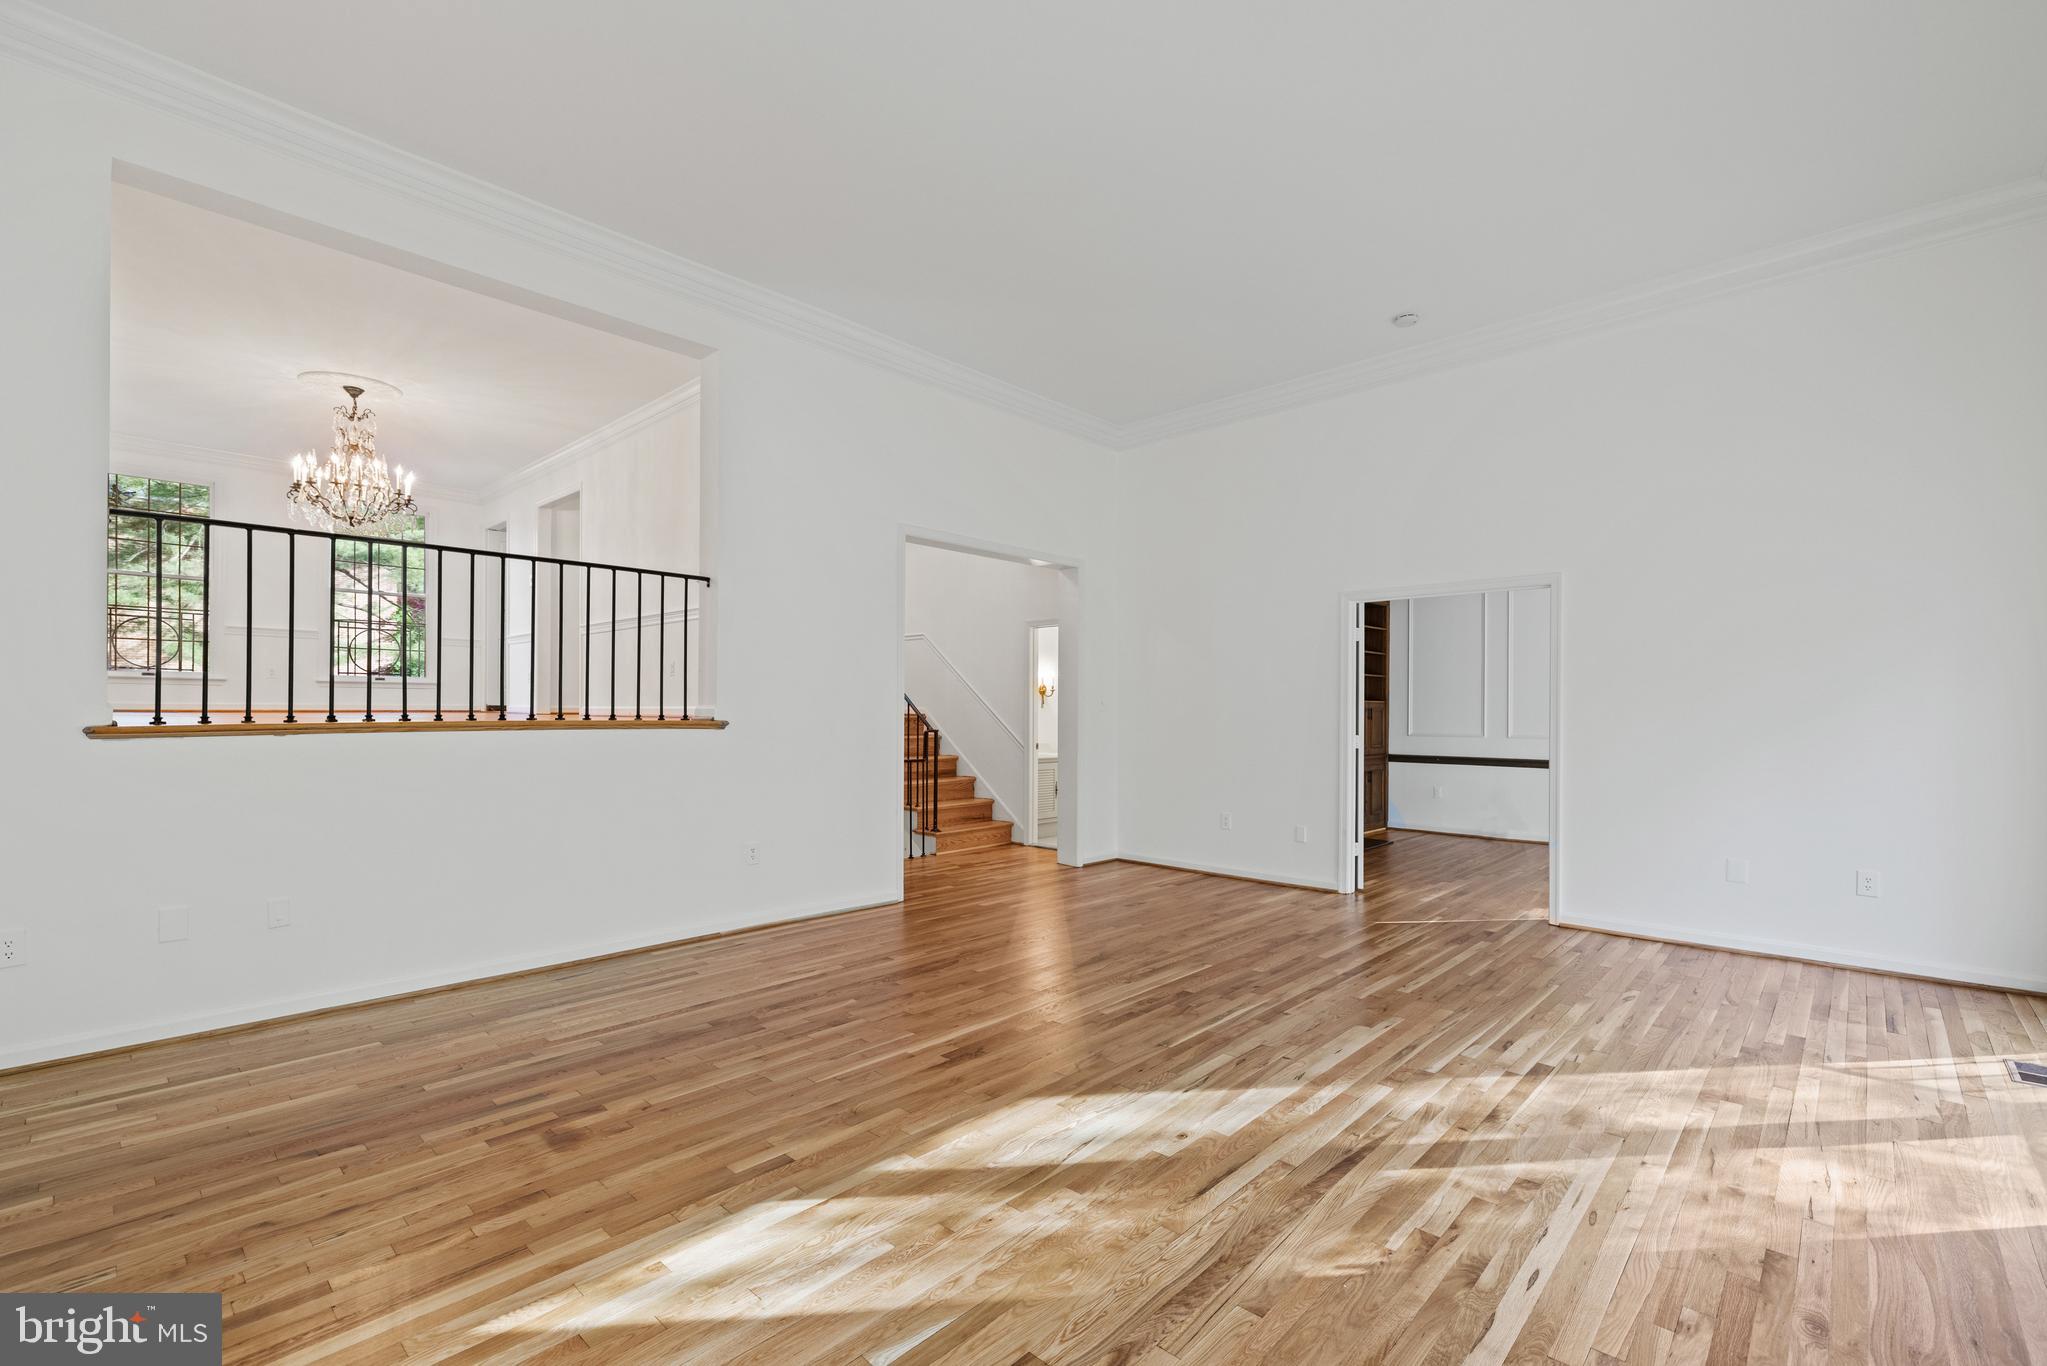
[1361,599,1391,835]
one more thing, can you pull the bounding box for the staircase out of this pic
[905,705,1014,853]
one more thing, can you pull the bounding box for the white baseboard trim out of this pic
[1556,911,2047,997]
[1389,822,1548,844]
[1113,850,1341,893]
[0,888,902,1073]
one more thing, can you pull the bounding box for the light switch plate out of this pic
[1725,858,1749,884]
[158,905,190,942]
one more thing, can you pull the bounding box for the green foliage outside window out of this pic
[334,513,428,677]
[107,475,210,671]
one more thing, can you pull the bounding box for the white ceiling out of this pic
[68,2,2047,429]
[111,185,696,493]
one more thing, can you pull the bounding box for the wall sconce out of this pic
[1037,680,1056,708]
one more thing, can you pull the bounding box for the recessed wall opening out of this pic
[1343,577,1560,918]
[1027,623,1060,848]
[900,535,1079,872]
[100,173,716,732]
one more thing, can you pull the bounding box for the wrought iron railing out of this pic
[904,694,938,853]
[104,510,709,729]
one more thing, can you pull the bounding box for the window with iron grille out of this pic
[107,475,211,671]
[333,513,427,677]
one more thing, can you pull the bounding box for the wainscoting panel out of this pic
[1387,588,1551,840]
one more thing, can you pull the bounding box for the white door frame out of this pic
[1336,572,1563,923]
[895,527,1086,903]
[482,523,508,712]
[537,490,583,715]
[1024,620,1059,849]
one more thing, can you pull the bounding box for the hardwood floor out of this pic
[5,835,2047,1363]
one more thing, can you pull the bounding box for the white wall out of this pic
[1386,589,1549,841]
[902,542,1066,833]
[0,56,1120,1068]
[479,389,703,719]
[1115,216,2047,990]
[1389,762,1548,845]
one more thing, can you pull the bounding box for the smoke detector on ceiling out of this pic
[1390,313,1421,329]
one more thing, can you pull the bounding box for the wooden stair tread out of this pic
[903,709,1011,853]
[934,815,997,830]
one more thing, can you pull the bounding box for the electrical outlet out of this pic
[158,905,189,942]
[0,928,23,968]
[266,898,292,929]
[1219,813,1233,831]
[744,843,761,867]
[1725,858,1749,884]
[1294,825,1309,843]
[1856,869,1882,898]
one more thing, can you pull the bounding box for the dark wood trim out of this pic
[1389,753,1549,769]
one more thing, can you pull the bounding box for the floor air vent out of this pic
[2005,1060,2047,1086]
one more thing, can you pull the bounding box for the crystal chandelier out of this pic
[286,384,418,532]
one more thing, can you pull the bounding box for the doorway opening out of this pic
[538,493,582,716]
[898,534,1079,874]
[1343,576,1560,921]
[1027,623,1060,848]
[483,523,507,713]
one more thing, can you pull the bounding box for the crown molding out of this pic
[478,381,699,502]
[1117,173,2047,447]
[10,1,2045,455]
[109,432,483,504]
[0,1,1124,450]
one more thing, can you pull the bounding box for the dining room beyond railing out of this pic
[90,510,719,737]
